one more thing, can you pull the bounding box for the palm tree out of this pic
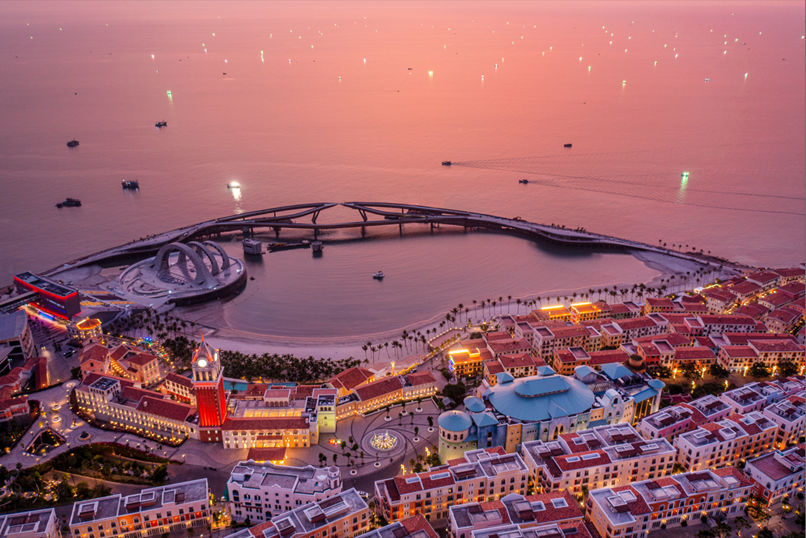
[516,298,522,314]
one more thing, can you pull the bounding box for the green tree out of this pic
[732,517,751,536]
[756,529,773,538]
[777,360,799,377]
[749,362,770,379]
[441,383,467,403]
[151,464,168,483]
[709,364,730,378]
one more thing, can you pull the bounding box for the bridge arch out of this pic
[187,241,221,275]
[150,243,218,288]
[203,241,231,272]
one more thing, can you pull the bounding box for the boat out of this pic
[56,198,82,208]
[268,240,311,252]
[563,143,572,148]
[155,120,167,127]
[373,271,385,280]
[243,239,263,255]
[681,171,689,179]
[122,179,139,189]
[442,161,451,166]
[66,140,79,147]
[704,78,710,82]
[311,241,324,252]
[519,179,529,184]
[227,182,240,189]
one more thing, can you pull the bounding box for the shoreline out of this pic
[194,248,736,361]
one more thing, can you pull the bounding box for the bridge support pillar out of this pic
[361,226,365,237]
[274,227,281,238]
[399,223,403,235]
[314,228,318,239]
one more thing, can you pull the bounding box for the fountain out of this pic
[370,431,398,451]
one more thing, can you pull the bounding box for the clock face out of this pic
[197,359,208,368]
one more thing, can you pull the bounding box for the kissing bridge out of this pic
[47,202,714,276]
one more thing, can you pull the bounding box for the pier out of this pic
[45,202,721,276]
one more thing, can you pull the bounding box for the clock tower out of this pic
[191,336,227,443]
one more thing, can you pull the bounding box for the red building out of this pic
[191,337,227,442]
[14,272,81,320]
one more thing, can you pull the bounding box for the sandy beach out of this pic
[192,249,737,361]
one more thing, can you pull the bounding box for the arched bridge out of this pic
[46,202,719,275]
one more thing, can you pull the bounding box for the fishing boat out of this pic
[155,120,167,127]
[66,140,79,147]
[564,143,572,148]
[56,198,82,208]
[519,179,529,184]
[122,179,139,189]
[442,161,451,166]
[373,271,385,280]
[227,182,240,189]
[268,240,310,252]
[681,172,689,179]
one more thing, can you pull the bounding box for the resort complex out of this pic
[0,233,803,538]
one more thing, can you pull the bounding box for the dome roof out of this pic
[487,374,595,422]
[464,396,486,413]
[438,410,472,432]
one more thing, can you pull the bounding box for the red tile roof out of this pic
[488,338,531,353]
[79,344,109,364]
[611,485,651,515]
[164,372,193,388]
[747,272,779,285]
[407,371,436,386]
[400,515,439,538]
[728,281,762,296]
[720,346,757,359]
[525,490,584,523]
[749,339,803,352]
[589,349,629,365]
[616,317,657,330]
[222,416,309,431]
[329,367,374,391]
[126,353,158,367]
[555,450,611,471]
[646,298,674,307]
[766,308,801,325]
[484,361,505,375]
[698,314,756,326]
[499,352,535,368]
[673,347,716,361]
[354,376,403,401]
[136,396,195,422]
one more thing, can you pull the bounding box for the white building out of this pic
[0,509,58,538]
[763,396,805,450]
[673,412,778,472]
[227,460,342,523]
[743,444,805,507]
[69,479,210,538]
[587,468,753,538]
[520,423,676,495]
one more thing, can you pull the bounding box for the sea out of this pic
[0,2,803,337]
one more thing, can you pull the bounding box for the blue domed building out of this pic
[437,410,474,461]
[436,367,664,461]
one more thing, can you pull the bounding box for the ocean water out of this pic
[0,2,803,335]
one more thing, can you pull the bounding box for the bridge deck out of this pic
[45,202,718,276]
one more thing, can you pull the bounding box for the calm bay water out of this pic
[0,2,803,335]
